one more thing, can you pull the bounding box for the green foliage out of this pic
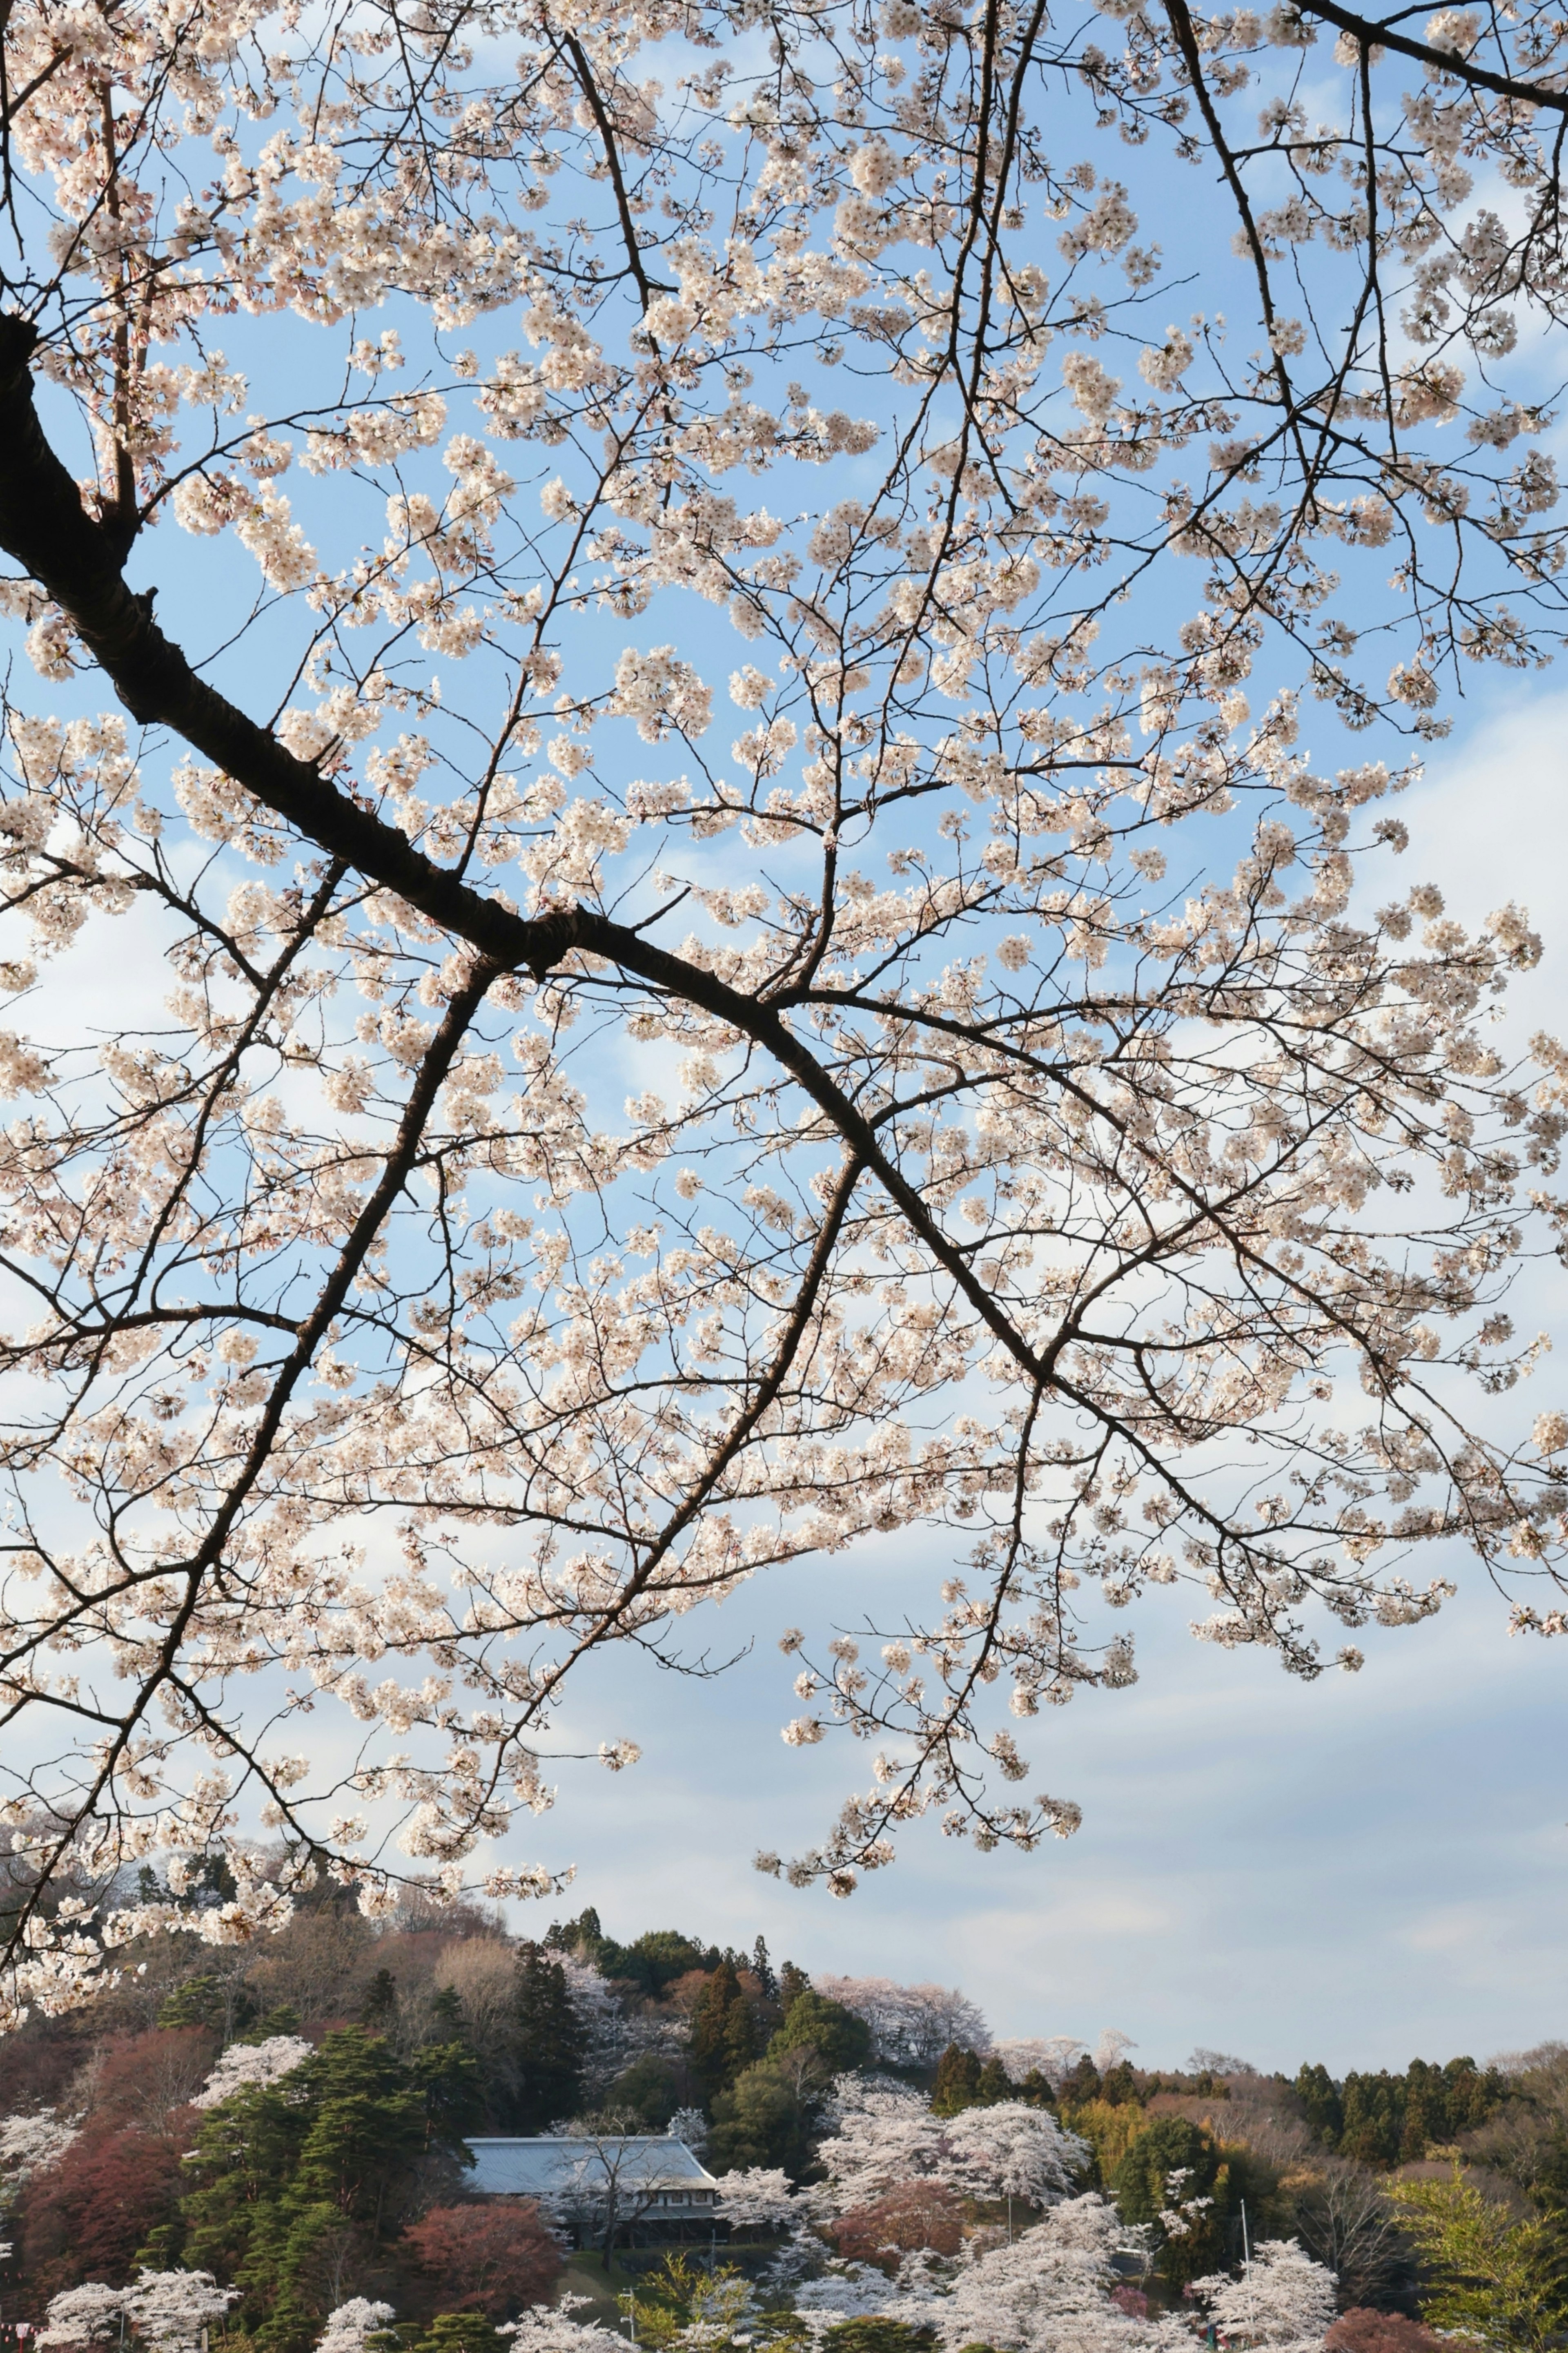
[931,2045,982,2116]
[690,1959,756,2097]
[777,1961,810,2012]
[176,2027,468,2352]
[932,2045,1031,2114]
[619,2253,750,2351]
[1100,2062,1141,2108]
[360,1969,399,2027]
[767,1989,871,2078]
[1060,2055,1102,2106]
[604,2049,681,2129]
[820,2324,938,2353]
[707,2057,819,2177]
[1295,2058,1508,2164]
[158,1973,252,2033]
[401,2316,505,2353]
[617,1931,715,1994]
[1065,2098,1152,2191]
[1111,2116,1226,2285]
[508,1943,586,2131]
[1388,2164,1568,2350]
[1296,2063,1343,2147]
[543,1910,722,1998]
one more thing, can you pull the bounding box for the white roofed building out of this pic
[463,2134,722,2253]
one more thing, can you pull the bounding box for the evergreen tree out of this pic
[1294,2063,1343,2148]
[360,1969,399,2027]
[1060,2054,1102,2107]
[690,1960,752,2097]
[822,2325,937,2353]
[427,1986,465,2042]
[777,1961,810,2014]
[767,1988,871,2079]
[931,2045,983,2116]
[175,2027,466,2353]
[1100,2061,1141,2108]
[751,1936,777,1999]
[543,1907,603,1958]
[976,2055,1015,2106]
[404,2318,505,2353]
[1112,2116,1225,2286]
[508,1943,586,2131]
[1341,2072,1404,2166]
[706,2058,819,2178]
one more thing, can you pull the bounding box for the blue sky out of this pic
[13,30,1568,2080]
[510,674,1568,2080]
[532,1497,1568,2076]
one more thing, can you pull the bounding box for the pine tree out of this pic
[178,2028,442,2351]
[931,2045,983,2116]
[508,1943,586,2131]
[405,2317,504,2353]
[427,1985,464,2041]
[690,1960,751,2098]
[777,1961,810,2014]
[1294,2062,1343,2147]
[1060,2054,1102,2108]
[360,1969,398,2027]
[975,2055,1014,2106]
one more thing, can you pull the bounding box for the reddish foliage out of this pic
[1325,2311,1448,2353]
[0,2027,88,2113]
[86,2029,216,2126]
[1110,2286,1151,2319]
[829,2179,964,2271]
[21,2120,191,2299]
[399,2201,562,2317]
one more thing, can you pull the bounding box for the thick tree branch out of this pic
[1301,0,1568,113]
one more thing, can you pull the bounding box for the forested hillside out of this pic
[2,1880,1564,2352]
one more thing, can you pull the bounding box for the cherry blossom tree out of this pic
[3,0,1568,2016]
[941,2100,1083,2208]
[811,1979,991,2071]
[35,2284,129,2351]
[811,2074,1084,2221]
[315,2301,398,2353]
[0,2111,79,2179]
[992,2039,1093,2090]
[1189,2238,1340,2349]
[499,2301,621,2353]
[122,2273,241,2353]
[712,2166,804,2232]
[191,2034,313,2108]
[932,2194,1166,2351]
[791,2188,1169,2349]
[811,2079,953,2209]
[38,2273,238,2353]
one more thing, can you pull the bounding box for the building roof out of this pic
[464,2135,719,2199]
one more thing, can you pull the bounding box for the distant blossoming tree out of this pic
[1189,2239,1340,2351]
[4,0,1568,2018]
[38,2273,238,2353]
[811,1979,992,2071]
[192,2035,313,2108]
[711,2167,802,2232]
[315,2301,398,2353]
[0,2110,79,2179]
